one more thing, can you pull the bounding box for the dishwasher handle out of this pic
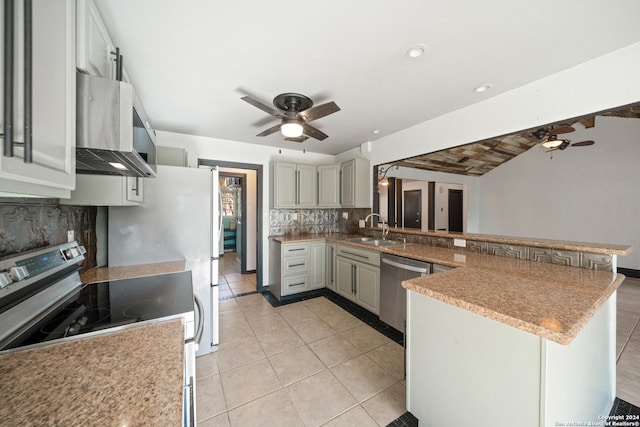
[381,257,430,274]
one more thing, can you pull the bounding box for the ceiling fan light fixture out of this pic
[542,135,565,148]
[281,120,304,138]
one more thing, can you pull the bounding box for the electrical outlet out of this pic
[358,220,365,228]
[291,213,298,220]
[342,212,349,219]
[454,238,466,248]
[67,230,75,242]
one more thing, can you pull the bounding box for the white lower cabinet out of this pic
[269,240,326,300]
[334,245,380,315]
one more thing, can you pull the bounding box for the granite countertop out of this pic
[80,260,186,283]
[0,319,184,426]
[271,233,625,345]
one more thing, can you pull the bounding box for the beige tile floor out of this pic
[196,293,406,426]
[218,254,257,298]
[616,277,640,407]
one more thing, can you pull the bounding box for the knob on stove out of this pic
[9,266,28,282]
[0,272,12,289]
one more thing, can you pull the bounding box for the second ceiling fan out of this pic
[242,93,340,142]
[533,125,595,152]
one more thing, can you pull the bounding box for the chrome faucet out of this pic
[364,213,389,240]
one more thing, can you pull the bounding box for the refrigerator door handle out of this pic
[194,295,204,345]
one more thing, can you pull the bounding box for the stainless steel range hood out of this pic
[76,73,157,177]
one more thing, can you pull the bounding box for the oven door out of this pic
[183,341,196,427]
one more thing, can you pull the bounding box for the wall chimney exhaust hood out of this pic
[75,73,157,177]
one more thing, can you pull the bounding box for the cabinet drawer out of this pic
[282,243,309,257]
[336,245,380,266]
[282,274,309,296]
[283,256,309,275]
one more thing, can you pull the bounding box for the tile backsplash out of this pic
[269,208,371,236]
[0,198,96,270]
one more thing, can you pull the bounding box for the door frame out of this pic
[198,159,264,291]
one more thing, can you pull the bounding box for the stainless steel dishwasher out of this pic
[380,254,431,332]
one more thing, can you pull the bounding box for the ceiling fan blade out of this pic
[571,140,595,147]
[285,136,309,143]
[302,123,329,141]
[241,96,283,118]
[551,126,575,134]
[301,102,341,122]
[256,124,281,137]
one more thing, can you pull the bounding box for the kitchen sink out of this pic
[347,237,404,247]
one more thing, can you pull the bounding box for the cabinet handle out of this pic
[290,282,305,287]
[112,46,124,81]
[289,263,305,268]
[329,247,334,283]
[351,264,356,295]
[2,0,33,162]
[296,169,299,205]
[339,171,342,204]
[131,177,140,196]
[287,248,305,252]
[3,0,14,157]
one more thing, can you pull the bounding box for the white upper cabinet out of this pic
[317,164,340,208]
[273,162,317,208]
[0,0,76,198]
[76,0,115,79]
[61,175,144,206]
[340,158,370,208]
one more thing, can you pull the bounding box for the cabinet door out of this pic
[309,242,326,290]
[76,0,115,79]
[325,243,336,290]
[126,176,144,203]
[340,160,355,207]
[274,162,297,207]
[335,256,355,301]
[355,263,380,315]
[0,0,75,197]
[297,164,317,207]
[317,164,340,207]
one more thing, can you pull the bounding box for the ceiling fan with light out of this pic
[533,126,595,152]
[241,93,340,142]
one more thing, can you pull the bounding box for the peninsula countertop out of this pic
[270,233,627,345]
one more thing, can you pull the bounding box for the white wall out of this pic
[478,116,640,269]
[387,166,480,232]
[157,131,336,285]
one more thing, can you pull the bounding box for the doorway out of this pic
[448,189,463,232]
[199,159,264,292]
[219,173,245,263]
[403,190,422,229]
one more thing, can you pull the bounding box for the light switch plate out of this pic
[358,220,365,228]
[67,230,74,242]
[291,213,298,220]
[342,212,349,219]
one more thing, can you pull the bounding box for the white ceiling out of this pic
[95,0,640,156]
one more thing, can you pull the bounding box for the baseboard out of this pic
[618,267,640,278]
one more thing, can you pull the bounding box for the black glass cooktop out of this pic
[5,270,194,350]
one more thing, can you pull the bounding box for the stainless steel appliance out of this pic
[0,241,200,426]
[380,254,431,332]
[108,165,221,356]
[76,72,157,177]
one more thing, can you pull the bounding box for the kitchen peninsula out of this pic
[270,229,630,425]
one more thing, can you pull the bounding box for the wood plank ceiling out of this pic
[391,103,640,176]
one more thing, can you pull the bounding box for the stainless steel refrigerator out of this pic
[108,165,220,356]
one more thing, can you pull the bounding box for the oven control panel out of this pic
[0,242,86,294]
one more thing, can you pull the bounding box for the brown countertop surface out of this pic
[271,233,625,345]
[0,319,184,426]
[80,260,186,283]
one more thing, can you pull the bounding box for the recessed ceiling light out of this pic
[372,129,382,134]
[473,84,492,93]
[406,45,426,59]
